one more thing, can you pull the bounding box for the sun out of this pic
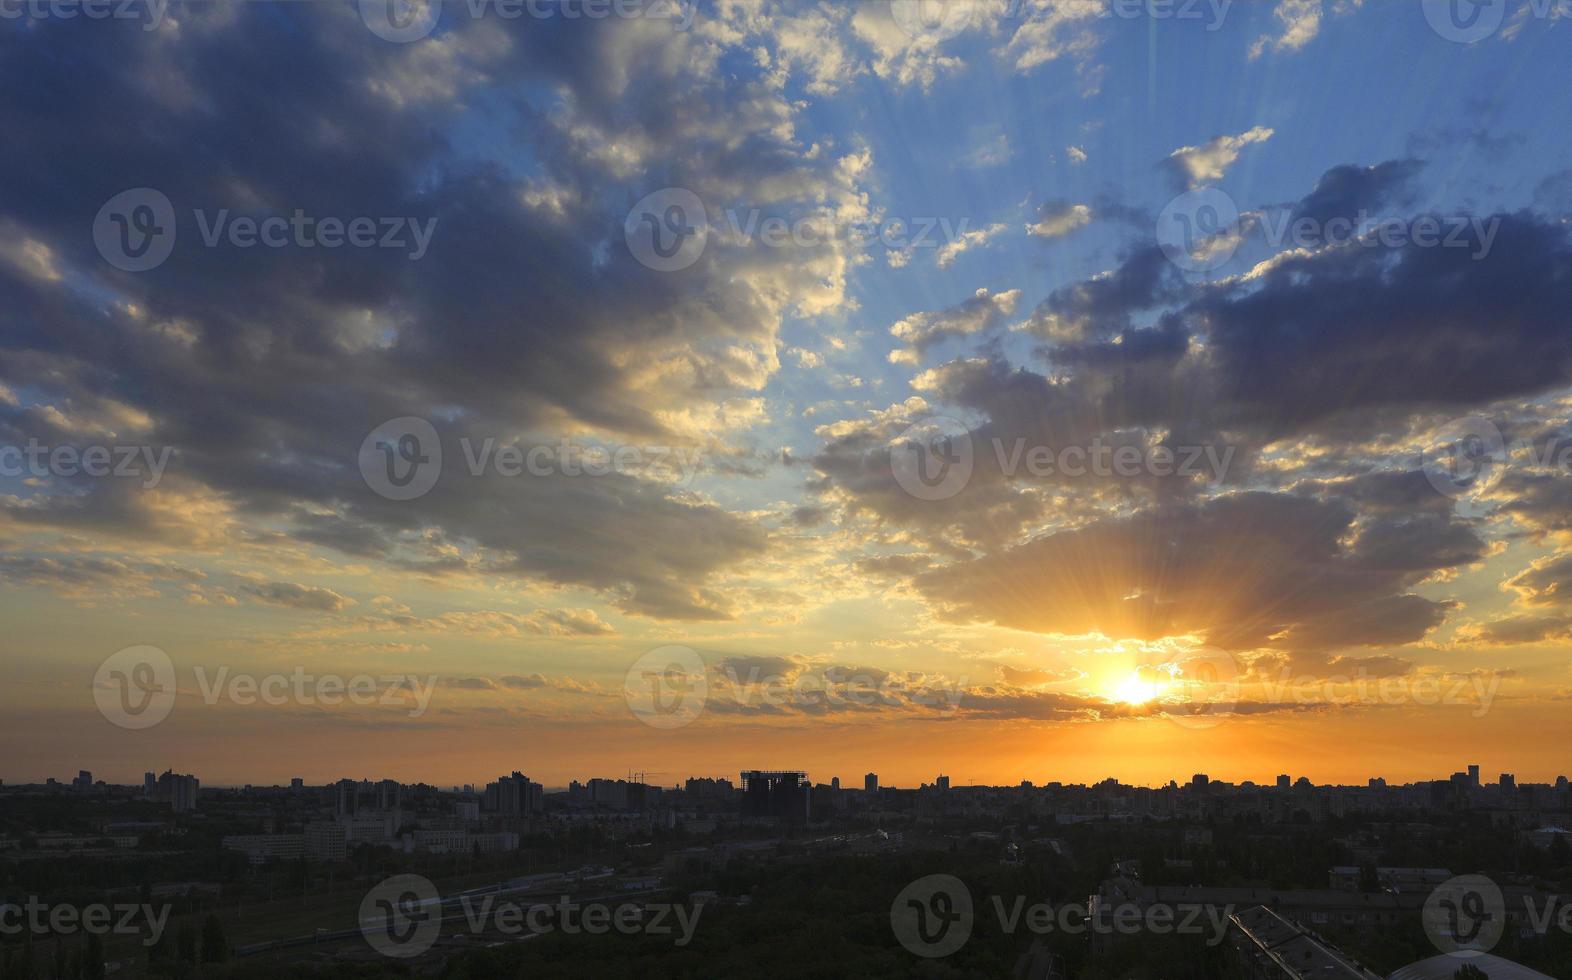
[1111,671,1162,705]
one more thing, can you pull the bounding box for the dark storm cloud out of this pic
[0,4,843,618]
[1189,211,1572,438]
[1288,159,1424,226]
[1019,244,1180,343]
[913,493,1473,651]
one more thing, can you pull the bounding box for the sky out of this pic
[3,0,1572,790]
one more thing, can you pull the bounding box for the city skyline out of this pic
[18,761,1564,795]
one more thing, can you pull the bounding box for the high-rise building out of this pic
[376,778,401,810]
[483,772,543,815]
[335,778,359,816]
[143,772,156,798]
[1468,764,1481,788]
[1277,774,1291,790]
[1500,773,1517,791]
[73,770,92,791]
[935,774,950,791]
[156,770,199,812]
[741,770,810,822]
[864,772,878,794]
[290,777,305,795]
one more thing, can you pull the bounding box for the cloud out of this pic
[936,223,1009,268]
[1025,201,1093,239]
[1249,0,1363,59]
[1163,126,1274,189]
[0,3,856,620]
[240,580,355,613]
[914,492,1472,651]
[888,288,1022,365]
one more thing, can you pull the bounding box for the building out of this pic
[742,770,810,822]
[1327,867,1451,893]
[334,778,359,816]
[865,773,878,794]
[1227,905,1381,979]
[222,834,304,866]
[1277,774,1290,790]
[156,770,199,812]
[376,778,401,810]
[304,821,347,861]
[1389,953,1555,979]
[143,772,156,798]
[483,771,544,815]
[935,774,950,791]
[73,770,92,791]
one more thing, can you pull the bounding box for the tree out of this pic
[80,934,105,980]
[1358,865,1379,892]
[199,914,228,964]
[175,922,196,965]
